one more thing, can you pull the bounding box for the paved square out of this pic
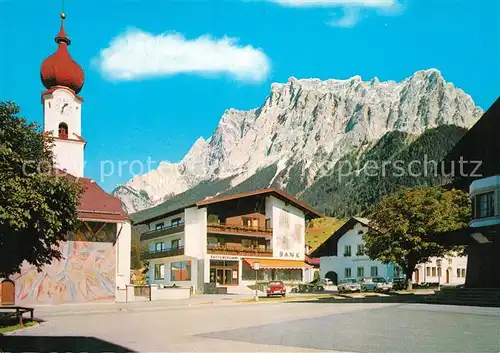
[3,302,499,352]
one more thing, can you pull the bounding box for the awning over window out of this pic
[243,258,312,270]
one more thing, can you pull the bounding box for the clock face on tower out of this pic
[54,97,74,116]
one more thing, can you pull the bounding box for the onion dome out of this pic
[40,13,84,94]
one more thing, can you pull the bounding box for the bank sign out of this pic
[273,207,305,260]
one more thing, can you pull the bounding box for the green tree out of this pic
[363,186,470,290]
[130,225,147,269]
[0,102,82,277]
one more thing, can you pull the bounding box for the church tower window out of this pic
[58,122,68,139]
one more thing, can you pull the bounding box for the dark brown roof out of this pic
[195,187,323,218]
[56,169,128,222]
[441,97,500,190]
[132,187,323,225]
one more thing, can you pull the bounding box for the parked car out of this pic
[337,278,361,293]
[392,277,406,290]
[360,277,393,292]
[266,281,286,297]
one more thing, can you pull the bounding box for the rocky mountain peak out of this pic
[114,69,482,213]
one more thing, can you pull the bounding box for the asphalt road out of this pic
[2,302,499,352]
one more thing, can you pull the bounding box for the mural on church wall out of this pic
[12,222,117,305]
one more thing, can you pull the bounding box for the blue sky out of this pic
[1,0,498,192]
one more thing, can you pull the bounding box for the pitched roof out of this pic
[55,169,128,222]
[310,217,373,258]
[131,187,323,225]
[441,97,500,190]
[305,255,320,267]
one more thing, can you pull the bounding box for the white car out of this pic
[337,278,361,293]
[322,278,334,286]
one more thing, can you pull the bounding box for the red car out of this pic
[266,281,286,297]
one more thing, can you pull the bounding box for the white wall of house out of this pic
[413,255,468,285]
[320,221,396,282]
[268,196,306,261]
[320,220,468,286]
[143,195,312,291]
[184,207,207,258]
[148,255,198,290]
[115,221,132,290]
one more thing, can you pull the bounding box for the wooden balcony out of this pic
[142,246,185,260]
[207,223,272,238]
[207,245,273,257]
[140,222,185,242]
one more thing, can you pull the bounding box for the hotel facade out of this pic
[132,188,322,293]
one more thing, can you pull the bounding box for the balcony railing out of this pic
[140,222,185,242]
[142,246,185,260]
[207,244,273,257]
[207,222,272,237]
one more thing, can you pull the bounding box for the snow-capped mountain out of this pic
[114,69,482,213]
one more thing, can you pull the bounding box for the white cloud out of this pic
[271,0,395,8]
[327,7,361,27]
[94,28,270,83]
[270,0,403,27]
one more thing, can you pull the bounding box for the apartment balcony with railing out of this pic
[142,246,185,260]
[207,222,272,237]
[207,244,273,257]
[140,221,185,242]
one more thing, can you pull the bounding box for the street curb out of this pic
[2,322,40,336]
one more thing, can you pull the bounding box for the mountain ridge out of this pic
[113,68,482,215]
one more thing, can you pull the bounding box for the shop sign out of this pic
[278,251,301,259]
[209,255,240,261]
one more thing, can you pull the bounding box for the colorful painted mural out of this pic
[12,222,117,305]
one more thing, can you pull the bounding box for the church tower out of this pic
[40,12,86,177]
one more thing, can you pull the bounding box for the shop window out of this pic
[154,264,164,280]
[171,261,191,281]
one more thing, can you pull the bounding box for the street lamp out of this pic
[254,262,260,301]
[436,258,442,291]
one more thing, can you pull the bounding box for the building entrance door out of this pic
[210,260,239,285]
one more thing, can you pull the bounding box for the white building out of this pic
[132,188,322,293]
[313,217,467,286]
